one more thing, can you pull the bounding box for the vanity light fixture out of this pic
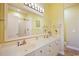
[24,3,44,13]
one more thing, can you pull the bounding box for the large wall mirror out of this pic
[5,4,43,41]
[6,6,33,41]
[6,13,32,41]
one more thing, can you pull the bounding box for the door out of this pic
[64,7,79,49]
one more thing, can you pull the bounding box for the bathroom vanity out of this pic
[0,36,61,56]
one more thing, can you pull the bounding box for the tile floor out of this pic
[64,47,79,56]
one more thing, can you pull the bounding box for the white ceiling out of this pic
[64,3,77,8]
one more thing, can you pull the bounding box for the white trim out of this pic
[66,45,79,51]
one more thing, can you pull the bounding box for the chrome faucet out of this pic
[17,40,26,46]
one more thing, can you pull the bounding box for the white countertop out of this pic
[19,37,59,56]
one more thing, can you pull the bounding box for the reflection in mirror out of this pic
[36,20,40,27]
[7,13,19,39]
[18,19,32,37]
[7,12,32,40]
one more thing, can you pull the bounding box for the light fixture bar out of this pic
[24,3,44,13]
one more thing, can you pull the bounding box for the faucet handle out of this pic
[17,42,20,46]
[22,40,26,45]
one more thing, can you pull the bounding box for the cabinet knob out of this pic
[40,50,43,53]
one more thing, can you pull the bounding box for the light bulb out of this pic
[31,3,35,9]
[28,3,32,7]
[37,6,40,12]
[40,7,42,13]
[35,4,38,10]
[42,9,44,13]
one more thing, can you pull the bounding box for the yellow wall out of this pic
[0,4,5,43]
[0,3,5,19]
[44,3,64,37]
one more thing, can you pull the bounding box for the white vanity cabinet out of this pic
[26,39,61,56]
[0,37,61,56]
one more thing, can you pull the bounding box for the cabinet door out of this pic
[47,41,59,56]
[38,47,46,56]
[44,43,57,56]
[47,44,55,56]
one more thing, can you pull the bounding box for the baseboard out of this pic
[66,45,79,51]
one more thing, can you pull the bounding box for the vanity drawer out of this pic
[26,47,45,56]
